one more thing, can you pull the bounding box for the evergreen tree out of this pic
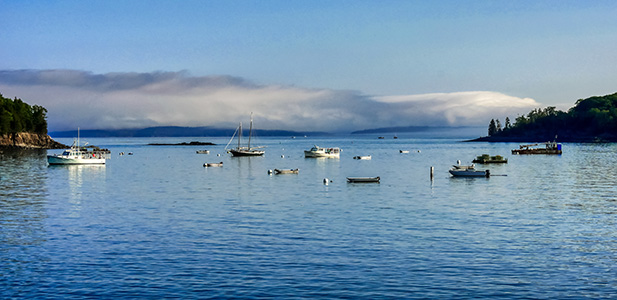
[0,93,49,135]
[32,105,48,134]
[488,119,497,136]
[490,92,617,140]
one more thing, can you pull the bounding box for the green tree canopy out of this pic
[0,93,48,135]
[488,92,617,141]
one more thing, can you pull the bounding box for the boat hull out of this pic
[512,149,562,155]
[230,149,265,157]
[347,176,380,183]
[47,155,106,165]
[230,150,265,157]
[472,159,508,163]
[274,168,299,174]
[449,170,489,177]
[304,152,340,158]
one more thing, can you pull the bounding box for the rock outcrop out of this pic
[0,132,68,149]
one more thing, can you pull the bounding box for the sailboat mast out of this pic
[248,114,253,150]
[237,122,242,149]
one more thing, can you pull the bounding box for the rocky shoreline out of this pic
[0,132,68,149]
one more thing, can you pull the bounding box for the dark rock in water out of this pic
[148,141,216,146]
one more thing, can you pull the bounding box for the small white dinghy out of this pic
[353,155,372,160]
[204,162,223,167]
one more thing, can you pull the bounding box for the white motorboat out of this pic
[304,145,340,158]
[47,129,110,165]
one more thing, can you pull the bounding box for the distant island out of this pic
[0,93,66,149]
[472,92,617,143]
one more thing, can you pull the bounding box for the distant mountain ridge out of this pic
[49,126,328,138]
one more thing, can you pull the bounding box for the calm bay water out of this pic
[2,135,617,299]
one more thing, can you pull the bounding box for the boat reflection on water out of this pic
[49,164,107,217]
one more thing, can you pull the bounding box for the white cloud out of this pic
[0,70,541,132]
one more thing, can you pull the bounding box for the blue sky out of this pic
[1,1,617,131]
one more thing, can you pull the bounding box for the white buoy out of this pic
[323,178,329,185]
[217,153,221,156]
[268,169,273,175]
[457,160,461,165]
[281,155,285,158]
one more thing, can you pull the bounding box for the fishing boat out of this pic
[347,176,380,183]
[226,114,265,157]
[274,168,299,174]
[512,140,562,155]
[353,155,372,160]
[47,128,110,165]
[449,165,490,177]
[304,145,340,158]
[203,162,223,167]
[472,154,508,164]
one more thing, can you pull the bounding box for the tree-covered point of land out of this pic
[486,92,617,142]
[0,93,48,135]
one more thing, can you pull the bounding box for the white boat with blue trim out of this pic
[47,129,110,165]
[304,145,340,158]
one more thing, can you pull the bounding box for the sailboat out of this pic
[226,114,265,157]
